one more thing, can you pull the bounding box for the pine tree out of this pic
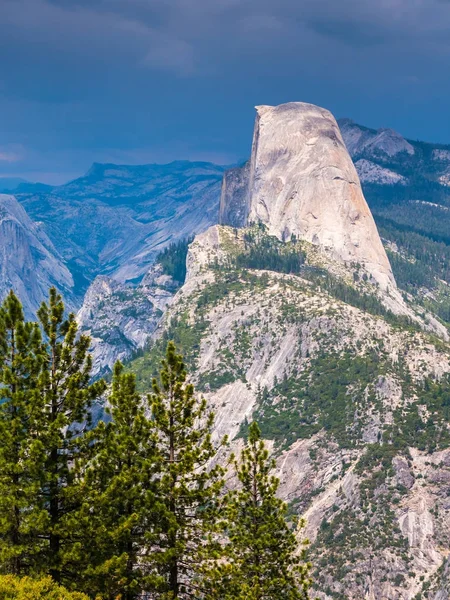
[0,291,46,575]
[35,288,106,583]
[71,362,161,600]
[148,341,227,599]
[216,422,313,600]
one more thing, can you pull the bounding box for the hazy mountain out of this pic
[0,194,75,317]
[16,160,226,293]
[338,118,415,160]
[0,177,29,192]
[338,117,450,190]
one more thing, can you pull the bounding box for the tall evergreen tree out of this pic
[215,422,313,600]
[71,362,161,600]
[0,292,45,575]
[35,288,106,583]
[148,341,227,599]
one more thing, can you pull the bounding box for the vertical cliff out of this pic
[0,194,75,316]
[218,161,250,228]
[220,102,396,291]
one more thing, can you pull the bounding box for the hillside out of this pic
[124,103,450,600]
[15,160,225,294]
[0,194,76,316]
[338,120,450,332]
[129,224,450,600]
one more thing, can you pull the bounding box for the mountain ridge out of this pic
[129,222,450,600]
[124,102,450,599]
[15,160,226,291]
[0,193,75,316]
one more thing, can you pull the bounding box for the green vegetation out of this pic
[373,196,450,246]
[156,237,193,284]
[378,218,450,285]
[252,352,386,450]
[129,311,209,391]
[209,422,312,600]
[376,216,450,325]
[0,575,88,599]
[0,292,46,575]
[357,179,450,330]
[197,269,271,311]
[0,290,312,600]
[302,269,417,329]
[252,347,450,454]
[70,362,158,599]
[36,290,107,583]
[147,341,227,599]
[363,182,450,307]
[234,226,306,274]
[0,289,106,581]
[386,369,450,452]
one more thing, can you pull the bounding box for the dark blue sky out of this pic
[1,0,450,183]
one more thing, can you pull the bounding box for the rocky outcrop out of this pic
[433,149,450,162]
[0,194,75,317]
[77,265,177,375]
[355,158,407,185]
[338,118,415,157]
[221,102,397,291]
[218,161,250,228]
[137,224,450,600]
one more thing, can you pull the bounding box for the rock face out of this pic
[218,161,250,228]
[0,194,75,317]
[221,102,396,291]
[17,161,225,290]
[355,159,407,185]
[130,224,450,600]
[338,118,415,157]
[77,265,177,375]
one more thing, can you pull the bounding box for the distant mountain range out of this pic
[0,194,75,316]
[339,118,450,192]
[3,115,450,324]
[0,177,29,191]
[3,160,225,315]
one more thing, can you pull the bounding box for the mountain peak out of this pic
[220,101,396,292]
[339,119,415,157]
[337,117,356,127]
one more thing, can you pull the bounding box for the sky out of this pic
[1,0,450,184]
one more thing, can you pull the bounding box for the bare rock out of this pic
[393,456,415,489]
[224,102,397,291]
[0,194,75,317]
[219,161,250,228]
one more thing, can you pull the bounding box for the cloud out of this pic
[143,36,195,75]
[297,0,450,48]
[0,145,24,163]
[0,0,199,83]
[0,152,19,163]
[2,0,450,182]
[2,0,450,92]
